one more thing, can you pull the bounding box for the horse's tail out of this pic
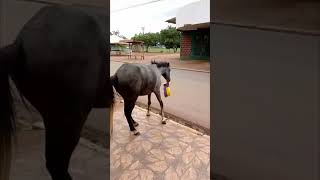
[110,74,123,99]
[0,42,20,180]
[110,74,118,88]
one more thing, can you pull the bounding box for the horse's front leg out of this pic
[154,91,166,124]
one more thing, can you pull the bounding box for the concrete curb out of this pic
[111,60,210,73]
[135,105,208,137]
[135,101,210,135]
[171,67,210,73]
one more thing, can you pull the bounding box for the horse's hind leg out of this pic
[154,91,166,124]
[146,94,151,116]
[44,111,88,180]
[128,99,139,127]
[124,98,140,135]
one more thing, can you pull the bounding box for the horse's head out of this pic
[151,60,171,83]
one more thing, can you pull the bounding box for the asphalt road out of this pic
[110,61,210,129]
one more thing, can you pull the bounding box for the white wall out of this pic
[176,0,210,29]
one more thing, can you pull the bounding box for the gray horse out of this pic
[111,61,171,135]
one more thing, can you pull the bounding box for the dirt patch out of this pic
[111,53,210,72]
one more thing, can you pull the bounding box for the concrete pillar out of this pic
[212,24,320,180]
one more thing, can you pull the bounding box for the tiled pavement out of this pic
[11,100,209,180]
[110,102,210,180]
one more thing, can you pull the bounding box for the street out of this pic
[110,61,210,130]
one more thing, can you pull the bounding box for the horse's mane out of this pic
[151,60,170,68]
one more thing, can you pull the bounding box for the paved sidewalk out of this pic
[111,102,210,180]
[111,53,210,73]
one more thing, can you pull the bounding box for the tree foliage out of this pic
[160,26,181,52]
[111,30,127,39]
[132,33,160,52]
[131,26,181,52]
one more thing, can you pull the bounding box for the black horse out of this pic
[111,61,171,135]
[0,5,113,180]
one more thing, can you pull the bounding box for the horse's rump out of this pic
[1,5,113,179]
[13,5,112,110]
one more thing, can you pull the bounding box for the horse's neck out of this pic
[156,67,165,74]
[150,64,162,74]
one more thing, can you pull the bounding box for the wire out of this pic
[111,0,165,13]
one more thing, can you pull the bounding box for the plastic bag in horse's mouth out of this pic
[163,83,170,97]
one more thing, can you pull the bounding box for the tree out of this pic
[111,30,120,36]
[119,35,127,40]
[132,32,160,52]
[160,26,181,53]
[111,30,127,39]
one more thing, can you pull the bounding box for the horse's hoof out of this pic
[162,120,167,124]
[146,113,150,116]
[133,122,139,127]
[133,130,140,136]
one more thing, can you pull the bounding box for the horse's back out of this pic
[114,63,159,97]
[12,5,109,111]
[19,5,105,67]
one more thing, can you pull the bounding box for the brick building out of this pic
[166,0,210,61]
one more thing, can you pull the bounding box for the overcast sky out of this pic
[111,0,199,39]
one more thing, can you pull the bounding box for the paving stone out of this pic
[111,102,210,180]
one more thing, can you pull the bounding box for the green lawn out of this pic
[146,47,180,53]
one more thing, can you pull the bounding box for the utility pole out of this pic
[142,27,145,35]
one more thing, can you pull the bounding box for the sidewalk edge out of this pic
[135,102,210,136]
